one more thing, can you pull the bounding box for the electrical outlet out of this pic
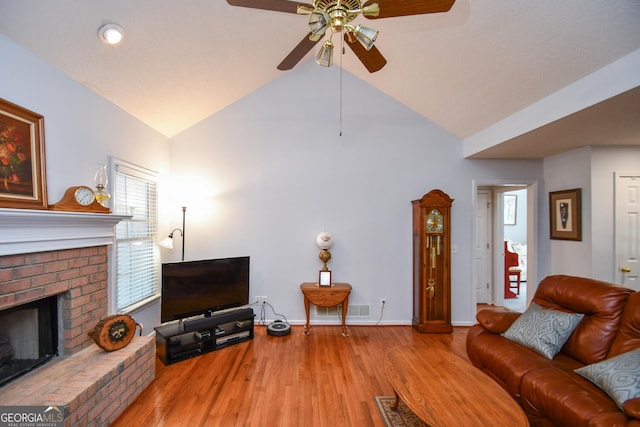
[254,296,262,304]
[262,296,268,303]
[380,298,386,307]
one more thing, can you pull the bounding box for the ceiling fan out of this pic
[226,0,455,73]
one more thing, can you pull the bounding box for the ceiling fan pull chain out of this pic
[339,33,343,136]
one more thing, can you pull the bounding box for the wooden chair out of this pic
[504,241,522,296]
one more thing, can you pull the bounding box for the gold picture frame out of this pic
[0,98,47,209]
[549,188,581,241]
[319,270,332,287]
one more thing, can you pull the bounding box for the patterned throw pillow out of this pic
[575,348,640,409]
[502,302,585,359]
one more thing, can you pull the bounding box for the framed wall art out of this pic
[504,194,517,225]
[0,98,47,209]
[549,188,581,241]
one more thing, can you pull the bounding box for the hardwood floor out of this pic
[112,325,471,427]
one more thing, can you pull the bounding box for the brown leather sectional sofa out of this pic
[466,275,640,426]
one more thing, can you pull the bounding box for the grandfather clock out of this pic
[412,189,453,333]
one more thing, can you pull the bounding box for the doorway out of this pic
[474,182,536,313]
[502,188,528,312]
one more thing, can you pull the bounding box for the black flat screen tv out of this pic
[161,256,250,323]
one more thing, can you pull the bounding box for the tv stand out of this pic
[154,308,254,365]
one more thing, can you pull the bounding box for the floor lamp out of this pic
[159,206,186,261]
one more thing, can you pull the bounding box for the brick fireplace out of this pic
[0,208,155,426]
[0,245,110,356]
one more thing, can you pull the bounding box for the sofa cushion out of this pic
[623,398,640,420]
[575,348,640,410]
[533,275,632,364]
[502,302,584,359]
[521,368,630,427]
[476,309,520,334]
[609,292,640,358]
[467,324,583,397]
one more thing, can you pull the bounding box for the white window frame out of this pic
[108,158,160,314]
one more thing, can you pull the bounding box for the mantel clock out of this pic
[412,189,453,333]
[48,185,110,213]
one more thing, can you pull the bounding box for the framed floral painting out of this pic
[0,98,47,209]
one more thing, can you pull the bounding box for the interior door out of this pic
[475,191,492,303]
[615,172,640,290]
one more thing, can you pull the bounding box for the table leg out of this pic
[391,390,400,410]
[341,297,349,337]
[303,295,310,336]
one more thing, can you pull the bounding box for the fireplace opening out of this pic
[0,295,58,387]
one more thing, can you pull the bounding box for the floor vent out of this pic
[348,304,370,317]
[315,304,370,317]
[315,305,340,317]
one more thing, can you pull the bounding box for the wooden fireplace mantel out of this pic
[0,208,130,256]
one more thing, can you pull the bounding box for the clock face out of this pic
[75,187,95,206]
[426,209,444,233]
[108,320,129,343]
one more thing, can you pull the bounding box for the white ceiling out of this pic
[1,0,639,157]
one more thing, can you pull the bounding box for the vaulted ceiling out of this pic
[1,0,639,158]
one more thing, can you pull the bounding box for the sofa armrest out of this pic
[623,398,640,420]
[476,309,521,334]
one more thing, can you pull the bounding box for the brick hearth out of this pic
[0,335,154,426]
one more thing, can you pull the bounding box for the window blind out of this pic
[112,160,159,311]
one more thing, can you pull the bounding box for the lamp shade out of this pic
[308,10,330,36]
[159,236,174,249]
[315,40,334,67]
[316,232,333,250]
[354,24,378,50]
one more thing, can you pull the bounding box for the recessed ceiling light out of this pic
[98,23,124,46]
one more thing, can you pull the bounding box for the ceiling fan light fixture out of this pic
[315,40,334,67]
[353,24,378,50]
[309,10,330,36]
[361,3,380,17]
[98,23,125,45]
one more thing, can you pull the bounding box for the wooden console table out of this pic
[384,343,529,426]
[300,282,351,337]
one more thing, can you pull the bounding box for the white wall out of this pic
[543,147,592,276]
[0,34,172,335]
[543,145,640,283]
[591,146,640,282]
[169,61,544,327]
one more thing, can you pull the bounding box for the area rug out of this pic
[374,396,422,427]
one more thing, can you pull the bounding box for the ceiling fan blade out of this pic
[344,34,387,73]
[226,0,312,14]
[277,33,321,71]
[363,0,455,19]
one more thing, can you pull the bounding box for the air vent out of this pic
[315,304,370,317]
[348,304,370,317]
[315,305,339,317]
